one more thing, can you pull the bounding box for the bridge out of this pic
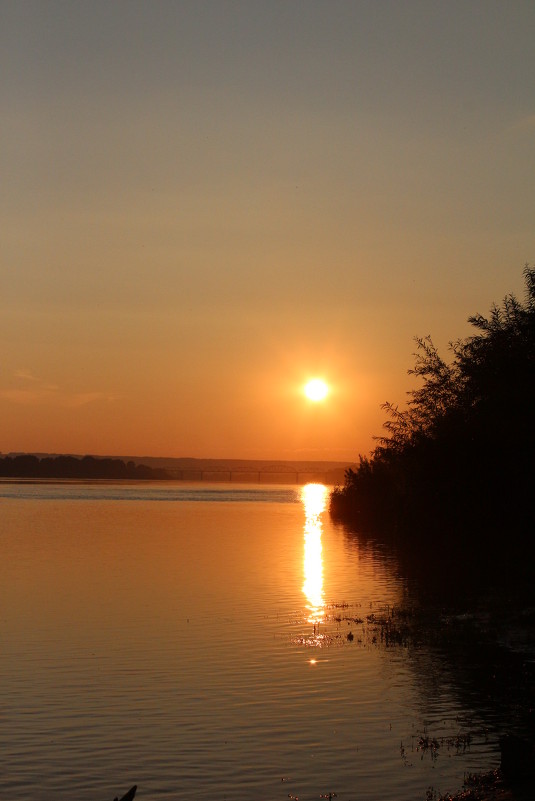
[165,464,330,484]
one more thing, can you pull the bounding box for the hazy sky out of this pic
[2,1,534,461]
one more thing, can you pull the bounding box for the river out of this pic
[0,482,510,800]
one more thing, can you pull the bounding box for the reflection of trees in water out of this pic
[335,518,535,774]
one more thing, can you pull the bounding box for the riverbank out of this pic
[327,565,535,801]
[433,768,531,800]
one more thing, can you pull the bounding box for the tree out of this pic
[331,266,535,542]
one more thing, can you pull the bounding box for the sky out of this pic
[1,0,534,462]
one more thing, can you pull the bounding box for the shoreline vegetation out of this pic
[0,454,173,481]
[330,266,535,555]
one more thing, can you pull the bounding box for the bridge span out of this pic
[166,468,330,484]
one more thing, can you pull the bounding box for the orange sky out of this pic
[1,2,534,461]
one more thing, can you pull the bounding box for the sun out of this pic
[304,378,329,402]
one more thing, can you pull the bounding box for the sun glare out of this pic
[304,378,329,402]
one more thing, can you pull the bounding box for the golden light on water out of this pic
[301,483,328,625]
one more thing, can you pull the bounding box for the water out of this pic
[0,482,504,800]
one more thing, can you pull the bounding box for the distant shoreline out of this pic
[0,453,352,485]
[2,451,352,470]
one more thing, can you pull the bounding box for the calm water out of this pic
[0,482,503,801]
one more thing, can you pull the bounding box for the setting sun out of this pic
[304,378,329,402]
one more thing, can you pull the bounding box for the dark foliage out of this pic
[331,266,535,552]
[0,454,172,481]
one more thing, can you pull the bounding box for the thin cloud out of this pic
[14,369,40,382]
[62,392,112,408]
[1,372,117,408]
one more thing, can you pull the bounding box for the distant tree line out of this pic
[330,266,535,547]
[0,454,173,480]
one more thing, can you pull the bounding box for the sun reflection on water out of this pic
[301,483,328,627]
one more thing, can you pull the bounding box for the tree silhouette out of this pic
[0,454,172,480]
[331,266,535,545]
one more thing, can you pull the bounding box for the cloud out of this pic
[13,369,40,382]
[62,392,112,408]
[0,372,117,407]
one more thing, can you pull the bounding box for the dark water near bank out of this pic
[0,482,526,800]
